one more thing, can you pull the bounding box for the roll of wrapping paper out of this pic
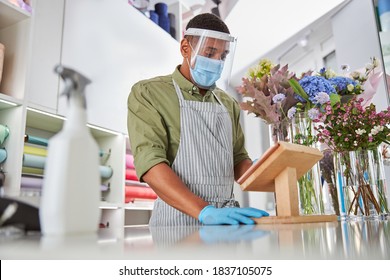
[21,179,111,192]
[21,175,43,189]
[125,168,139,181]
[24,144,107,159]
[23,153,46,169]
[100,165,113,179]
[126,154,135,169]
[0,148,6,164]
[22,166,44,176]
[0,124,10,146]
[24,145,47,157]
[24,134,49,147]
[125,185,157,202]
[101,184,109,192]
[22,162,113,179]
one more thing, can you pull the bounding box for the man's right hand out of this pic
[198,205,269,225]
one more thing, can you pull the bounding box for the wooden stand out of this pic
[238,141,337,224]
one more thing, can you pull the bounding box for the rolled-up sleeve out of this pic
[127,82,170,181]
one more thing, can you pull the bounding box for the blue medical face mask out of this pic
[189,55,224,88]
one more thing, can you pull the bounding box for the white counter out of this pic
[0,219,389,260]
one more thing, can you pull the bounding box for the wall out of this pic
[332,0,390,188]
[60,0,182,134]
[332,0,389,111]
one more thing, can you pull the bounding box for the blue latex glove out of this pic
[199,225,269,244]
[198,205,269,225]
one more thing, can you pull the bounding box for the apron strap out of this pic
[173,79,223,106]
[172,79,185,103]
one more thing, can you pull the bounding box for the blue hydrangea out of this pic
[328,76,357,95]
[296,76,335,103]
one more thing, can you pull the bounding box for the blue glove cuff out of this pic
[198,205,215,223]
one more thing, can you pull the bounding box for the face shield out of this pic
[184,28,237,89]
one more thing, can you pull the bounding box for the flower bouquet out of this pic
[236,59,310,144]
[315,97,390,218]
[287,75,341,214]
[237,57,384,216]
[286,57,383,216]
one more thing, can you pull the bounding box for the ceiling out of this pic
[146,0,349,80]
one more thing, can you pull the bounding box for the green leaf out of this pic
[289,79,309,101]
[329,93,341,107]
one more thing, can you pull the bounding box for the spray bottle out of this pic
[40,65,101,235]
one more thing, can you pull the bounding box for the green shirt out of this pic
[127,66,250,181]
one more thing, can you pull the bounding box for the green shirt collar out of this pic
[172,66,216,97]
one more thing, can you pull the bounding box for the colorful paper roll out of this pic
[24,145,48,157]
[22,166,44,176]
[125,185,157,203]
[0,148,7,164]
[21,175,43,189]
[100,165,113,179]
[24,134,49,147]
[125,168,139,181]
[126,154,135,169]
[101,184,110,192]
[23,154,46,169]
[0,124,9,146]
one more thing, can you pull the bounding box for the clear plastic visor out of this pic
[185,28,237,88]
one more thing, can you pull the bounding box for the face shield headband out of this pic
[184,28,237,89]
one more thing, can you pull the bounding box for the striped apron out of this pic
[149,80,237,226]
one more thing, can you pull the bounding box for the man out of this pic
[127,13,268,226]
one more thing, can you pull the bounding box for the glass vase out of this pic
[334,147,390,220]
[290,113,325,215]
[268,118,291,145]
[318,149,340,216]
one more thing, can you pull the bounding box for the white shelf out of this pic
[124,200,154,210]
[0,0,31,29]
[0,93,22,109]
[99,201,122,209]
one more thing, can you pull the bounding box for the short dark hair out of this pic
[185,13,230,34]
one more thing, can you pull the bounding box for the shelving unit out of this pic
[0,0,32,199]
[0,0,199,234]
[1,0,179,231]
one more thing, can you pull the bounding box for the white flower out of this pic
[371,125,384,135]
[325,69,336,79]
[355,128,366,135]
[372,57,379,67]
[287,107,296,119]
[347,84,355,92]
[365,58,379,71]
[312,92,330,105]
[350,71,360,79]
[308,108,320,120]
[365,62,375,71]
[272,93,285,103]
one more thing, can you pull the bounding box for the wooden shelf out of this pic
[239,141,337,224]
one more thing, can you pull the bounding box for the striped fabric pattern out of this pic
[149,80,235,226]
